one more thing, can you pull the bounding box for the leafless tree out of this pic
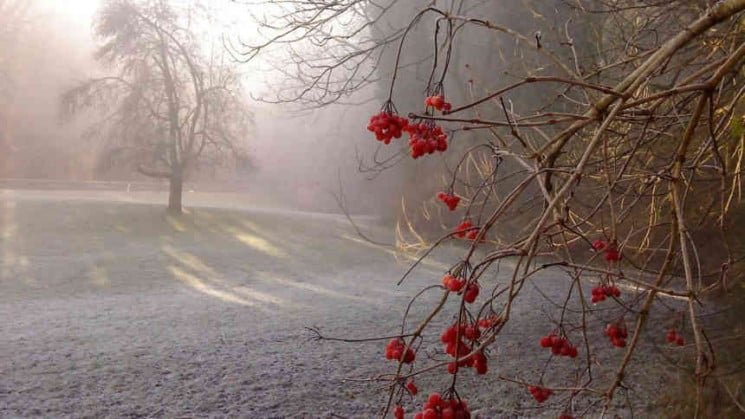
[63,0,251,213]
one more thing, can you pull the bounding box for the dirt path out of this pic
[0,190,669,418]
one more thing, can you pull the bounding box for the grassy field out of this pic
[0,189,674,417]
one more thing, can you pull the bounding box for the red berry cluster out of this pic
[406,122,448,158]
[442,274,465,292]
[367,112,409,144]
[539,333,578,358]
[437,191,461,211]
[412,393,471,419]
[442,275,478,302]
[528,385,552,403]
[592,239,622,262]
[405,378,418,395]
[441,324,488,374]
[454,220,473,238]
[385,338,416,363]
[425,95,453,113]
[591,284,621,303]
[666,329,685,346]
[605,323,628,348]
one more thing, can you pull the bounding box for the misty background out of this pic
[0,0,575,220]
[0,0,387,215]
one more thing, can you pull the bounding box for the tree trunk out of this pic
[168,169,183,214]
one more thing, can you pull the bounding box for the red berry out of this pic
[478,315,501,329]
[427,393,442,406]
[445,341,456,356]
[403,348,416,363]
[447,362,458,374]
[463,283,479,303]
[548,335,561,350]
[405,378,418,395]
[442,274,464,291]
[448,197,460,210]
[540,335,553,348]
[394,405,405,419]
[425,95,448,111]
[464,325,480,340]
[676,336,685,346]
[454,220,473,238]
[474,359,488,375]
[471,351,486,364]
[444,276,464,292]
[605,324,617,338]
[528,386,552,403]
[604,247,622,262]
[441,326,458,344]
[592,239,607,250]
[569,346,578,358]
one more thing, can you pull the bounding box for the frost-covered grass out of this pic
[0,189,669,417]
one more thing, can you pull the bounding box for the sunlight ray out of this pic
[221,226,288,259]
[167,265,257,307]
[255,271,369,302]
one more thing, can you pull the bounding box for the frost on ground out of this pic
[0,189,673,418]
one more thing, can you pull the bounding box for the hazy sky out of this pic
[35,0,273,94]
[39,0,100,25]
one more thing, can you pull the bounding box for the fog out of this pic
[0,2,95,178]
[0,0,411,218]
[0,0,562,219]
